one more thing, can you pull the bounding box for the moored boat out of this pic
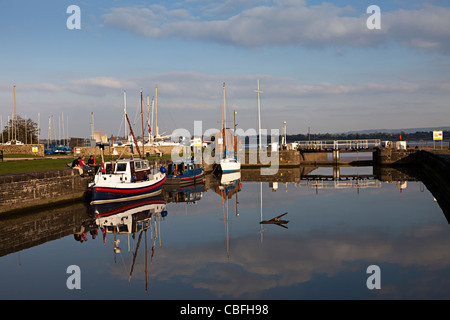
[87,158,166,205]
[214,83,241,175]
[87,89,167,206]
[165,159,205,186]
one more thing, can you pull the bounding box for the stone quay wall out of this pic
[0,169,91,214]
[0,144,45,157]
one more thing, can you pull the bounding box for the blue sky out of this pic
[1,0,449,139]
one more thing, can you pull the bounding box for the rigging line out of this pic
[133,97,141,127]
[117,114,125,139]
[118,238,129,275]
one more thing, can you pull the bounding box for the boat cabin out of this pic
[167,159,202,177]
[103,158,153,182]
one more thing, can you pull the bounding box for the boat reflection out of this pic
[89,194,167,292]
[163,183,204,205]
[214,171,242,258]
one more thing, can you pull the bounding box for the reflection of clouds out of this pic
[107,223,450,298]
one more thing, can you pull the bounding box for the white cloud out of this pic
[102,1,450,52]
[0,73,446,100]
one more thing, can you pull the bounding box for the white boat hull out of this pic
[219,158,241,173]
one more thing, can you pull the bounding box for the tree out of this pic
[1,115,39,144]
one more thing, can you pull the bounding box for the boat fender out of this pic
[161,210,168,217]
[160,166,167,173]
[144,173,148,181]
[131,174,135,182]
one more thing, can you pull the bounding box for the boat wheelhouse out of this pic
[88,158,166,205]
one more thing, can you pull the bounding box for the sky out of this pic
[0,0,449,139]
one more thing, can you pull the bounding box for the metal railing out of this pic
[294,139,381,150]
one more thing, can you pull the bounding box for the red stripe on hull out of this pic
[95,199,166,217]
[94,177,166,194]
[179,173,204,181]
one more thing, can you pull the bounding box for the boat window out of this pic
[142,160,149,169]
[116,163,127,172]
[135,161,141,169]
[105,163,114,173]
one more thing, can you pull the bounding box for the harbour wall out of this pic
[0,169,91,214]
[0,144,45,157]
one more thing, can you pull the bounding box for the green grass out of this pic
[0,158,72,175]
[0,154,174,175]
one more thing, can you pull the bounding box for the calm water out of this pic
[1,166,450,300]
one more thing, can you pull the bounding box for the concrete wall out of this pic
[0,144,45,157]
[0,169,91,213]
[373,148,420,165]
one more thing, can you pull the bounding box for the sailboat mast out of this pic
[155,86,158,140]
[140,89,145,159]
[255,80,263,151]
[124,90,127,140]
[147,95,150,145]
[222,82,226,157]
[13,85,17,141]
[151,98,154,143]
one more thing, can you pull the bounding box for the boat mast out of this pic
[255,79,263,151]
[124,91,127,140]
[141,89,145,159]
[155,86,158,141]
[13,85,17,141]
[147,95,150,145]
[234,110,237,158]
[222,82,226,158]
[151,97,155,144]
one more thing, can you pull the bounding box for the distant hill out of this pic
[344,126,450,134]
[286,127,449,142]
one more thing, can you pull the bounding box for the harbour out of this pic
[2,0,450,304]
[1,160,450,299]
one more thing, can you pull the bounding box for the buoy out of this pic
[160,166,167,173]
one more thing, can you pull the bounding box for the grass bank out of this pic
[0,154,172,175]
[0,158,71,175]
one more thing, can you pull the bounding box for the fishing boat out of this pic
[87,90,166,205]
[165,159,205,186]
[87,158,166,205]
[214,83,241,174]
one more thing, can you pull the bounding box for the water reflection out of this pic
[90,195,167,292]
[0,165,450,299]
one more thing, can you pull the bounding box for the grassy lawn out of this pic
[0,158,72,175]
[0,154,173,175]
